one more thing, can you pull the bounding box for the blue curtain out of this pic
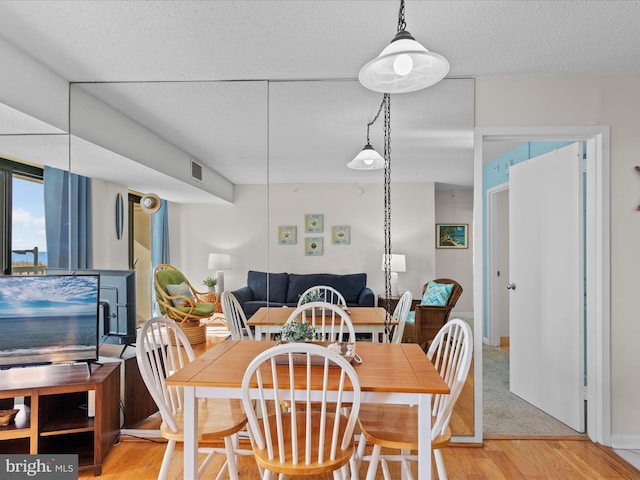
[43,166,92,270]
[151,199,170,267]
[151,199,169,315]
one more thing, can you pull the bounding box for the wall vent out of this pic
[191,159,203,182]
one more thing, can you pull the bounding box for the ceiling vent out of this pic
[190,159,203,182]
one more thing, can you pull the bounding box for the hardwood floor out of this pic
[87,331,635,479]
[80,436,640,479]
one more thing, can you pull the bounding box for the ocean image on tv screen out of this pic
[0,275,99,366]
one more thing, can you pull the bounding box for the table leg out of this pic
[371,327,380,343]
[184,386,198,479]
[418,393,432,479]
[254,326,263,341]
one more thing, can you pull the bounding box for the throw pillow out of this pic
[166,282,194,307]
[421,282,454,306]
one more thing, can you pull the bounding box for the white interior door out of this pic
[509,142,585,432]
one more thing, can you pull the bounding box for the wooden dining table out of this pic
[248,306,395,342]
[165,339,449,479]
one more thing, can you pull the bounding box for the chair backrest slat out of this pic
[136,316,196,434]
[297,285,347,307]
[241,343,361,470]
[391,290,413,343]
[427,318,473,439]
[286,302,355,343]
[221,291,254,340]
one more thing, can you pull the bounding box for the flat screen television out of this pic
[47,269,137,347]
[0,274,100,368]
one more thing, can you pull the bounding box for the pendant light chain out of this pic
[397,0,406,33]
[383,93,393,340]
[366,96,386,144]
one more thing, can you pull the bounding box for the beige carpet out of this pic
[483,345,583,436]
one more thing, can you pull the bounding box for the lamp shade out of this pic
[381,253,406,272]
[359,30,449,94]
[347,144,385,170]
[208,253,231,271]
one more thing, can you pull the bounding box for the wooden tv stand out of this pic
[0,362,120,476]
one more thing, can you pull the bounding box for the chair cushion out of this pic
[166,282,194,307]
[406,311,415,324]
[156,269,188,288]
[421,282,454,306]
[173,302,215,316]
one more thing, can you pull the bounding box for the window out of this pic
[0,159,45,274]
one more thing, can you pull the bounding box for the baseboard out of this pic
[611,434,640,449]
[451,311,474,318]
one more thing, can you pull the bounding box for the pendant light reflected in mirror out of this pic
[347,94,387,171]
[347,143,385,170]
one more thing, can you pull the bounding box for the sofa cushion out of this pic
[247,270,289,303]
[243,300,287,318]
[286,273,367,305]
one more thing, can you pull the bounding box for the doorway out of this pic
[473,126,611,445]
[128,193,152,325]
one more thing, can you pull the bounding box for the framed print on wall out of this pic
[278,225,297,245]
[305,237,323,256]
[436,224,469,249]
[332,225,350,245]
[305,214,324,233]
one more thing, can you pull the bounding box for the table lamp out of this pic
[381,253,406,297]
[208,253,231,294]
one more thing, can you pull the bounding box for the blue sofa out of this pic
[232,270,375,318]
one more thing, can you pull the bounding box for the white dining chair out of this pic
[286,301,356,343]
[136,316,251,480]
[355,318,473,480]
[297,285,347,307]
[390,290,413,344]
[221,291,255,340]
[241,342,361,480]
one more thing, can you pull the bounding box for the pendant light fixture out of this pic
[359,0,449,94]
[347,95,387,170]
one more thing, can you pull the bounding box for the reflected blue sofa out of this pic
[231,270,375,318]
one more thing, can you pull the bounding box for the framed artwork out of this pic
[305,237,323,256]
[305,214,324,233]
[332,225,350,245]
[278,225,297,245]
[436,224,469,249]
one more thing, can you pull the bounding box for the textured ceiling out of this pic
[3,1,640,81]
[1,1,639,201]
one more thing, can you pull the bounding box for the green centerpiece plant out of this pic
[299,290,324,304]
[281,320,317,342]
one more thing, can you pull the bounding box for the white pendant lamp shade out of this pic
[347,144,385,170]
[359,30,449,94]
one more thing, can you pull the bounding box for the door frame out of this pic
[473,126,610,446]
[486,182,509,347]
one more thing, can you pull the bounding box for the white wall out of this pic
[169,182,436,303]
[91,178,129,270]
[434,188,474,314]
[168,184,269,293]
[476,74,640,447]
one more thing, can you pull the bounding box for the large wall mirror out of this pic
[64,78,476,440]
[0,101,70,274]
